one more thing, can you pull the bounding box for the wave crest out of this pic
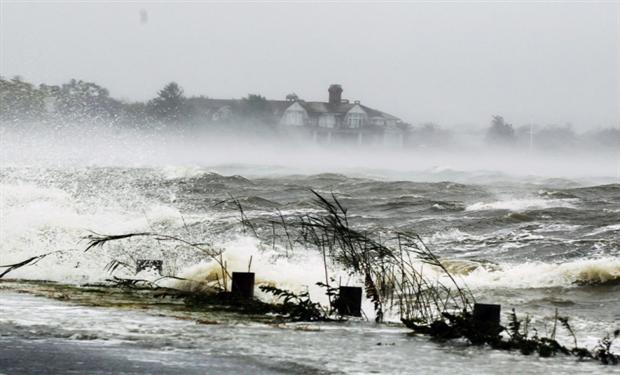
[462,257,620,289]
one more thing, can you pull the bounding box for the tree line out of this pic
[1,76,618,151]
[407,115,618,152]
[0,76,274,128]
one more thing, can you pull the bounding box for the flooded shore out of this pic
[0,283,610,375]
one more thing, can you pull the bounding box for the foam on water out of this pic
[466,197,578,212]
[161,166,210,180]
[0,176,368,312]
[587,223,620,236]
[0,178,200,283]
[428,228,484,244]
[460,257,620,289]
[1,169,616,294]
[171,236,377,316]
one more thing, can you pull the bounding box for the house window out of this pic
[347,113,364,128]
[319,115,335,128]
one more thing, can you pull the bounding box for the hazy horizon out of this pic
[1,1,619,129]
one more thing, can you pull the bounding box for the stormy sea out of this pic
[1,130,619,374]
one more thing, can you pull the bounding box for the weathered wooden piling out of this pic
[136,259,163,274]
[231,272,255,300]
[473,303,501,331]
[337,286,362,317]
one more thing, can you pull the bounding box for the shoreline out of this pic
[0,280,614,374]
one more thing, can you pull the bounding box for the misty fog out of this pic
[2,119,618,184]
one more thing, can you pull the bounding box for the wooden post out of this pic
[136,259,163,274]
[336,286,362,317]
[231,272,255,300]
[473,303,501,331]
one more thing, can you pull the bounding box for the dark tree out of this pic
[148,82,186,122]
[0,76,46,122]
[54,79,121,120]
[240,94,274,125]
[485,115,516,145]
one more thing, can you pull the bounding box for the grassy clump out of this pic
[403,308,619,365]
[258,285,326,321]
[239,190,474,324]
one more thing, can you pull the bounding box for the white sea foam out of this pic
[532,223,583,232]
[465,197,578,212]
[160,166,209,180]
[0,179,203,283]
[0,178,371,312]
[586,223,620,236]
[172,236,372,314]
[2,177,614,295]
[427,228,484,243]
[461,257,620,289]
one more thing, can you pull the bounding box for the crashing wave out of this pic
[461,257,620,289]
[429,201,465,211]
[439,259,500,275]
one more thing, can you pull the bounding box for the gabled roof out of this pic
[290,101,399,120]
[359,104,400,120]
[186,96,400,121]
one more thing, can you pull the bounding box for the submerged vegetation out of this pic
[403,307,619,364]
[236,190,474,325]
[0,190,617,365]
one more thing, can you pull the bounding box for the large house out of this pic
[191,84,408,146]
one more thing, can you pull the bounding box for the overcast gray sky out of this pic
[1,1,618,128]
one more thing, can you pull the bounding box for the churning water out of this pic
[1,128,619,373]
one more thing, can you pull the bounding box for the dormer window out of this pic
[347,113,364,128]
[281,102,308,126]
[284,110,304,126]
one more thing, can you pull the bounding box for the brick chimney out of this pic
[328,84,343,104]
